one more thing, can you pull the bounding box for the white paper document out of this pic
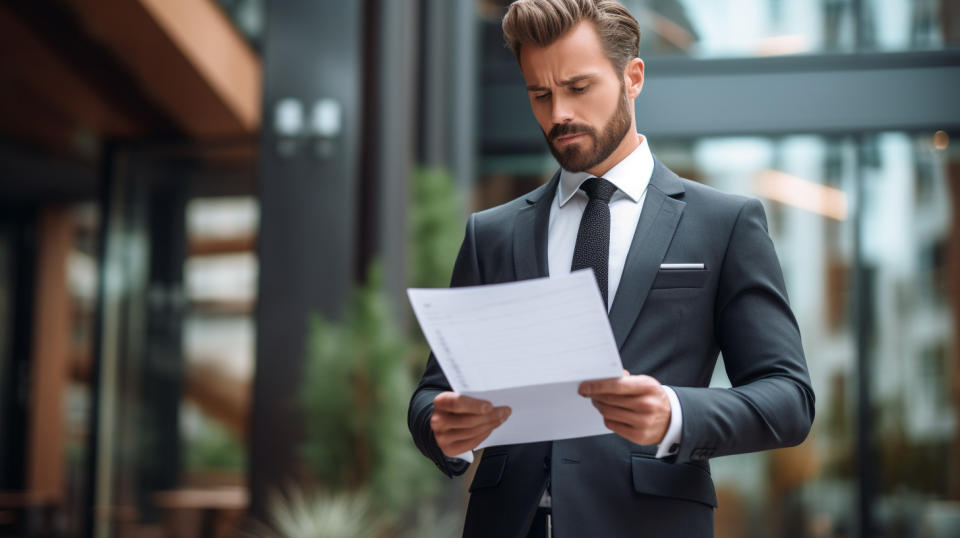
[407,269,624,449]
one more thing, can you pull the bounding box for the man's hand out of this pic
[579,370,671,445]
[431,392,511,458]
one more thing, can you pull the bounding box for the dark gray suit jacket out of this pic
[408,158,815,537]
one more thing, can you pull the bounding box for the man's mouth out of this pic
[555,132,586,145]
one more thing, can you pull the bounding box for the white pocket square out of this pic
[659,263,705,270]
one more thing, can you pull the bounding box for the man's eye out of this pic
[534,93,550,101]
[571,86,587,94]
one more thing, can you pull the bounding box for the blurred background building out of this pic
[0,0,957,537]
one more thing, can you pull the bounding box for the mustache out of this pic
[549,123,595,140]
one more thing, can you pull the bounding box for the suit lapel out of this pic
[608,158,687,350]
[513,170,560,281]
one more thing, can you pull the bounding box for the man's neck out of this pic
[585,132,642,178]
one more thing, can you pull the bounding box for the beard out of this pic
[543,85,633,173]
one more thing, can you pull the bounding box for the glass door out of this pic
[90,142,258,538]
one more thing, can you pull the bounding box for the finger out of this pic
[446,429,496,456]
[593,400,638,422]
[439,419,502,445]
[601,416,637,437]
[589,394,641,411]
[580,375,660,397]
[580,377,633,396]
[439,422,497,455]
[589,393,668,416]
[603,417,665,446]
[434,392,494,414]
[455,407,510,430]
[433,407,509,435]
[578,376,622,397]
[432,407,510,433]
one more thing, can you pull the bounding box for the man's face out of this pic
[520,22,637,173]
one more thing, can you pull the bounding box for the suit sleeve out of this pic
[407,214,482,477]
[670,198,816,463]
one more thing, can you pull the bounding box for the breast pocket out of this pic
[651,269,710,289]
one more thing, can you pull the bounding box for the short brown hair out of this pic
[502,0,641,74]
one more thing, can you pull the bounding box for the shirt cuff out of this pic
[655,385,683,458]
[450,450,474,464]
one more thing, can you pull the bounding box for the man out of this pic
[408,1,815,536]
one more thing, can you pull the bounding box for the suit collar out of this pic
[523,169,560,205]
[648,156,685,197]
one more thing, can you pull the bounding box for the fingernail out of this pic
[580,386,591,396]
[499,409,509,420]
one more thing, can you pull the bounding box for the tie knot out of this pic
[580,177,617,204]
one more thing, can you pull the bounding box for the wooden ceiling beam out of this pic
[61,0,262,138]
[0,79,86,160]
[0,3,142,140]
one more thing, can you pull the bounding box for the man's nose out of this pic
[551,96,573,125]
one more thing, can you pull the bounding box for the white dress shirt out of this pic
[547,135,682,460]
[455,135,683,467]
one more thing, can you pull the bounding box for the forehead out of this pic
[519,21,616,85]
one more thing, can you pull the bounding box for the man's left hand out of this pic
[578,370,671,445]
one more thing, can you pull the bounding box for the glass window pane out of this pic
[863,0,956,52]
[628,0,960,58]
[631,0,855,57]
[861,131,959,535]
[91,155,258,538]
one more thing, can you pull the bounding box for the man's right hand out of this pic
[431,392,511,458]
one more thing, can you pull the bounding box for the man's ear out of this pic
[623,57,645,99]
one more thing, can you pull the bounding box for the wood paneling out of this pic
[27,208,74,500]
[0,3,140,148]
[60,0,261,138]
[0,0,262,160]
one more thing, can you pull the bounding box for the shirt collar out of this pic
[557,134,653,207]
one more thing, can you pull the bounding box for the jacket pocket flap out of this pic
[631,455,717,508]
[651,269,710,289]
[469,453,508,492]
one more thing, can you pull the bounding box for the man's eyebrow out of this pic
[525,74,596,92]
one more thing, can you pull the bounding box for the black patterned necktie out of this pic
[571,177,618,308]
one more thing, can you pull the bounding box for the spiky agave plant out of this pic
[247,487,383,538]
